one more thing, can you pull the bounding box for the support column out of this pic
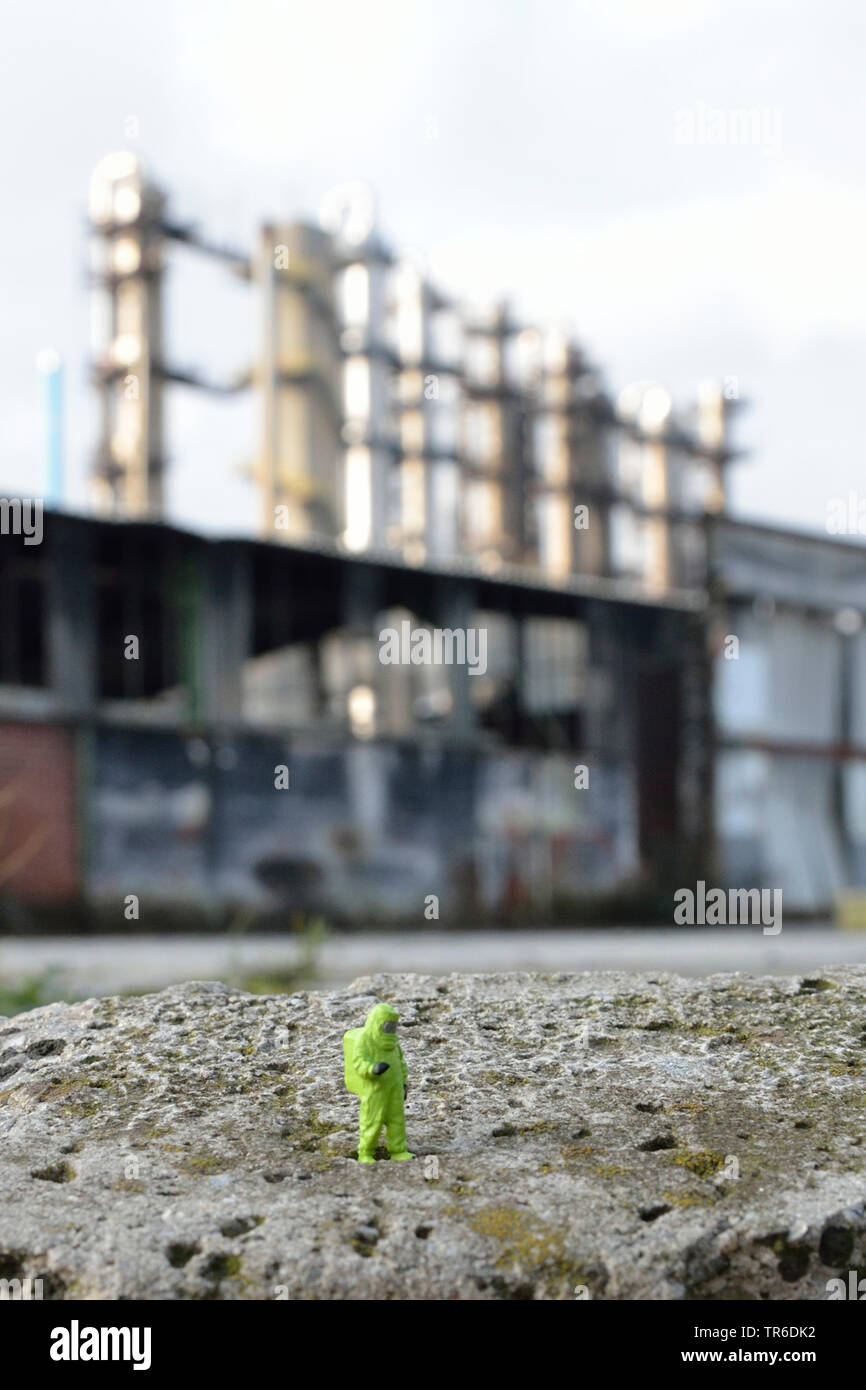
[341,560,383,633]
[200,544,253,726]
[435,576,477,743]
[48,521,97,713]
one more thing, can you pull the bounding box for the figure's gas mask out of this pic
[379,1017,398,1048]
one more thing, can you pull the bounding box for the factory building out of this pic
[710,520,866,915]
[0,154,862,926]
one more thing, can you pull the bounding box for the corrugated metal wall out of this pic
[714,611,863,911]
[81,727,637,920]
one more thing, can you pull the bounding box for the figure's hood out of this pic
[363,1002,399,1050]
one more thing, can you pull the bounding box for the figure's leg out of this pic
[358,1093,386,1162]
[384,1093,413,1160]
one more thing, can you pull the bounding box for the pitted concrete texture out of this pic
[1,968,865,1300]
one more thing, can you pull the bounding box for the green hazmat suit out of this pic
[344,1003,414,1163]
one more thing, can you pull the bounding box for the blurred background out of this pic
[1,0,865,1008]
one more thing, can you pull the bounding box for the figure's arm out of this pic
[352,1046,379,1080]
[399,1045,408,1088]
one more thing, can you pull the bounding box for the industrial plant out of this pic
[1,152,864,926]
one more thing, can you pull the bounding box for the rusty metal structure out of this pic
[86,157,738,588]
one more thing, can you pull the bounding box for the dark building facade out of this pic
[0,509,712,926]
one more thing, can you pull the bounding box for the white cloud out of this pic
[587,0,728,36]
[430,165,866,355]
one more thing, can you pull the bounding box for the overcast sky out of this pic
[2,0,865,539]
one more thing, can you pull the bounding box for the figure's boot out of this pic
[358,1098,384,1163]
[385,1106,414,1161]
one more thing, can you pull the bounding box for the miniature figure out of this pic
[344,1003,414,1163]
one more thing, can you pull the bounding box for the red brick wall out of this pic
[0,722,79,902]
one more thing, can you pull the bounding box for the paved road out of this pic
[1,927,864,1000]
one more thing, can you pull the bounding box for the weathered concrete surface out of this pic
[1,968,865,1300]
